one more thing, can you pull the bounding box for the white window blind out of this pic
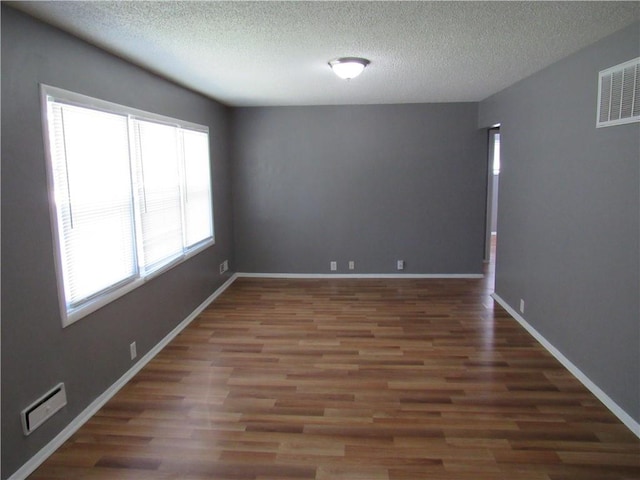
[48,103,138,309]
[133,119,184,274]
[42,86,215,326]
[182,129,214,248]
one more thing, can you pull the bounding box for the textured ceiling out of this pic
[9,1,640,106]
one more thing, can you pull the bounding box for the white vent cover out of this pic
[21,383,67,435]
[597,57,640,128]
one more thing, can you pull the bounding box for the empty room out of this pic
[1,2,639,479]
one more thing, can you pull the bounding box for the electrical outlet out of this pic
[219,260,229,274]
[397,260,405,270]
[330,261,337,271]
[130,341,137,360]
[519,299,525,313]
[348,260,355,270]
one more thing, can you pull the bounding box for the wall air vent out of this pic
[597,57,640,128]
[21,383,67,435]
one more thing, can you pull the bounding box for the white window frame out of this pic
[40,85,215,327]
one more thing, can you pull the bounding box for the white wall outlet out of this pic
[348,260,355,270]
[130,341,137,360]
[397,260,405,270]
[519,299,525,313]
[219,260,229,274]
[330,261,337,271]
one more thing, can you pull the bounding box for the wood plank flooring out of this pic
[29,274,639,479]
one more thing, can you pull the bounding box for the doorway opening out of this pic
[484,126,500,281]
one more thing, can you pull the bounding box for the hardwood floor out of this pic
[29,271,639,479]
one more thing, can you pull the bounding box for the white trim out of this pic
[491,293,640,438]
[14,275,637,479]
[64,278,145,326]
[64,239,215,326]
[42,84,208,132]
[8,274,238,480]
[40,84,73,325]
[236,272,484,279]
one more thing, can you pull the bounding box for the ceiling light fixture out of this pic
[328,57,370,80]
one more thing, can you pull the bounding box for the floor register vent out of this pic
[597,57,640,128]
[21,383,67,435]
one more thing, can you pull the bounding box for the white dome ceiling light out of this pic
[328,57,370,80]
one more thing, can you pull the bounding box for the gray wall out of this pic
[479,22,640,423]
[1,7,234,478]
[232,104,486,274]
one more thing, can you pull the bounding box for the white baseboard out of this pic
[491,292,640,438]
[9,274,238,480]
[236,272,484,279]
[19,276,635,480]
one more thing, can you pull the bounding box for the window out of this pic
[42,85,214,326]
